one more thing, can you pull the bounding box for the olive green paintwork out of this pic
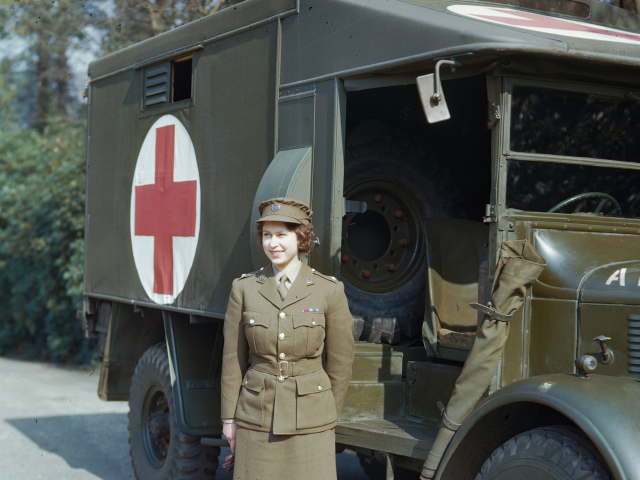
[85,0,640,316]
[339,343,406,422]
[405,361,461,426]
[493,209,640,386]
[435,374,640,480]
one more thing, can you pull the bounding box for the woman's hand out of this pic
[222,422,237,472]
[222,422,238,453]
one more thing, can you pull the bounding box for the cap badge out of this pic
[271,203,281,212]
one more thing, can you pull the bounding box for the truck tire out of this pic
[128,343,219,480]
[343,120,464,343]
[476,426,610,480]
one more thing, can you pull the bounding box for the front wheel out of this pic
[128,343,219,480]
[476,426,610,480]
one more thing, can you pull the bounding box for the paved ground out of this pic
[0,357,369,480]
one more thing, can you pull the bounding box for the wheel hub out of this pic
[142,387,170,467]
[148,411,169,439]
[341,178,425,293]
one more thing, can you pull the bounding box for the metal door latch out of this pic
[488,104,501,128]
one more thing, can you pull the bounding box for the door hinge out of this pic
[483,204,497,223]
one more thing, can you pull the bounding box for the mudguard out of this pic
[436,373,640,480]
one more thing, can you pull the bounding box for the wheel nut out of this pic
[394,210,403,219]
[341,254,349,262]
[374,194,382,202]
[361,270,371,278]
[399,239,408,247]
[387,264,395,272]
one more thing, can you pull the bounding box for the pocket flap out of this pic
[243,311,270,328]
[296,370,332,396]
[293,314,325,329]
[242,372,265,393]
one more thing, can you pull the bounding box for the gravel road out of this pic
[0,357,369,480]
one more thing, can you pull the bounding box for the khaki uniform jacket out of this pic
[221,262,355,435]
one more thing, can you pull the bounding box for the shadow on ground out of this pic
[8,414,368,480]
[7,413,134,480]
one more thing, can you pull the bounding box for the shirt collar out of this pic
[272,258,302,284]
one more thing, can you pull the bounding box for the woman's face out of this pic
[261,221,299,269]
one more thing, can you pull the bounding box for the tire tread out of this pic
[128,343,220,480]
[476,426,610,480]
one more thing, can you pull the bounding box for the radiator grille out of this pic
[144,64,170,108]
[628,315,640,376]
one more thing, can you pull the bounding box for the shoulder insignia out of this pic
[312,270,338,283]
[238,268,263,280]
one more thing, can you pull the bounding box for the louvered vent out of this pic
[628,314,640,376]
[145,64,170,108]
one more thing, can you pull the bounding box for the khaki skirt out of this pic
[233,426,337,480]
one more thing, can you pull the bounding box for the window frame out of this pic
[503,76,640,172]
[139,52,197,119]
[497,76,640,218]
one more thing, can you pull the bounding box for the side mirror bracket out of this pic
[416,59,461,124]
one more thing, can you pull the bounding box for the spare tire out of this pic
[342,120,464,343]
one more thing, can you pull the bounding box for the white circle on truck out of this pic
[130,114,201,305]
[448,5,640,45]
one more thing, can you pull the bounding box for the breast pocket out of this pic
[242,311,271,355]
[235,370,266,427]
[292,314,325,356]
[295,370,336,430]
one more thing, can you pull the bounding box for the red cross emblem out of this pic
[131,115,201,303]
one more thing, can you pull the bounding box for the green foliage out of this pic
[0,0,247,363]
[97,0,246,55]
[0,121,91,363]
[0,0,98,127]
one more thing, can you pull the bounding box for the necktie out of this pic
[277,274,289,300]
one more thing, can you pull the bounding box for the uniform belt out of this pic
[250,357,323,378]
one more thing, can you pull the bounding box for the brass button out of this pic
[317,385,322,391]
[279,353,285,359]
[279,333,285,340]
[279,312,286,319]
[311,321,316,326]
[278,375,285,382]
[311,268,316,272]
[249,319,255,324]
[244,380,248,385]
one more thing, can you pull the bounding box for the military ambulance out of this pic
[81,0,640,478]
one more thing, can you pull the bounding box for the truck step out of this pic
[336,419,438,460]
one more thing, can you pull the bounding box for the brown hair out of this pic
[256,222,315,254]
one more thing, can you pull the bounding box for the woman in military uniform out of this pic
[221,197,355,480]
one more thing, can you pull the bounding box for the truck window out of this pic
[172,56,192,102]
[510,85,640,163]
[506,160,640,218]
[143,55,193,109]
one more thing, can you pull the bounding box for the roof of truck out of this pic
[89,0,640,84]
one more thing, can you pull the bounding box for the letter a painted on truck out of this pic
[130,115,201,305]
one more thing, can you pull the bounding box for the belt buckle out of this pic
[278,360,289,380]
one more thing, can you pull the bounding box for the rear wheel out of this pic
[343,120,464,343]
[476,426,610,480]
[128,343,219,480]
